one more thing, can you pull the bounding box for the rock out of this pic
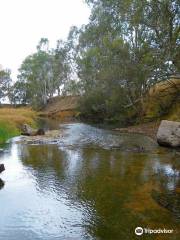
[18,130,62,145]
[21,124,45,136]
[21,124,35,136]
[157,120,180,148]
[151,189,180,219]
[36,128,45,135]
[0,178,4,190]
[0,164,5,173]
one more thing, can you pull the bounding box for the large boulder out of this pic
[157,120,180,148]
[21,124,45,136]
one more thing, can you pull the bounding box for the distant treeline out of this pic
[0,0,179,123]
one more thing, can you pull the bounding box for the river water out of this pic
[0,122,180,240]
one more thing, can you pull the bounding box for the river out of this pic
[0,122,180,240]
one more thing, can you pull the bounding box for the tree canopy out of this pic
[71,0,180,122]
[6,0,180,122]
[0,69,11,104]
[12,38,70,108]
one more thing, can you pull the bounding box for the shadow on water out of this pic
[0,122,180,240]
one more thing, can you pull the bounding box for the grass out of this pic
[143,77,180,122]
[165,102,180,121]
[0,107,37,143]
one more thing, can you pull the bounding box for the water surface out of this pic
[0,123,180,240]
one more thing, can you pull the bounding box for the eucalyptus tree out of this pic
[52,40,70,95]
[16,38,70,108]
[0,69,11,104]
[17,46,53,107]
[74,0,180,121]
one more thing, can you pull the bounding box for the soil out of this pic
[114,121,160,140]
[39,95,80,119]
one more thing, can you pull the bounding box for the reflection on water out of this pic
[0,123,180,240]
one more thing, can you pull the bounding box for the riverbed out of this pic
[0,122,180,240]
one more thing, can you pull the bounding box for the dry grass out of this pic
[0,107,37,143]
[165,101,180,121]
[144,77,180,121]
[149,78,180,96]
[0,107,36,127]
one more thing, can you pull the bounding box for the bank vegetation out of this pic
[0,0,179,135]
[0,108,36,143]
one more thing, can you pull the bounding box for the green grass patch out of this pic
[0,121,19,143]
[0,107,37,143]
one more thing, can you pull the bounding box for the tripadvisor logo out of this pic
[135,227,143,236]
[135,227,174,236]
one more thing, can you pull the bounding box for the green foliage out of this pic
[78,86,130,124]
[12,38,70,109]
[0,108,36,143]
[4,0,179,125]
[73,0,180,123]
[0,69,12,103]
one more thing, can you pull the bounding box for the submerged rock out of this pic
[157,120,180,148]
[0,164,5,173]
[151,189,180,219]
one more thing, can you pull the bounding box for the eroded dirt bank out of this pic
[114,121,160,140]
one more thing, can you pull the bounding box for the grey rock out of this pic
[157,120,180,148]
[0,164,5,173]
[21,124,45,136]
[0,178,4,189]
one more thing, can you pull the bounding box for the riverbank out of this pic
[114,121,160,140]
[16,129,63,145]
[39,95,79,120]
[0,108,37,143]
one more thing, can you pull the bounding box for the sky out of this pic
[0,0,90,80]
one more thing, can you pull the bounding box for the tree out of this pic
[16,38,70,108]
[9,81,28,105]
[0,69,11,104]
[72,0,180,122]
[52,40,70,96]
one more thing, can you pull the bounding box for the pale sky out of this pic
[0,0,90,80]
